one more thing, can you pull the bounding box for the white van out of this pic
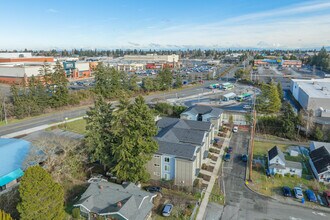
[233,126,238,133]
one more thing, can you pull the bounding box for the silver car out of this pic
[293,187,304,199]
[162,204,173,217]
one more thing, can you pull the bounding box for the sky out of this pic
[1,0,330,50]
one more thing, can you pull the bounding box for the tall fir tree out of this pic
[17,166,65,220]
[110,96,158,182]
[49,61,69,108]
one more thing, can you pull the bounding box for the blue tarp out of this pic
[0,138,31,186]
[0,168,24,187]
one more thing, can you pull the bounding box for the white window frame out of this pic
[154,164,160,167]
[164,173,170,180]
[164,157,170,163]
[154,155,160,158]
[164,165,170,171]
[154,172,160,176]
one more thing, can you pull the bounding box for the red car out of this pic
[323,191,330,207]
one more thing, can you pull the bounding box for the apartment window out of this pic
[164,157,170,163]
[154,155,160,158]
[154,172,160,176]
[164,173,170,180]
[154,164,160,167]
[164,165,170,171]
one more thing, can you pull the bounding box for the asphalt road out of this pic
[0,82,217,137]
[220,131,330,220]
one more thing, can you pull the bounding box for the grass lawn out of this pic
[57,118,87,134]
[152,188,197,220]
[209,178,225,205]
[251,140,329,198]
[253,141,290,158]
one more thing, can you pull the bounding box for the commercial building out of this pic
[290,78,330,115]
[146,117,214,186]
[63,61,91,78]
[0,52,54,63]
[254,58,302,68]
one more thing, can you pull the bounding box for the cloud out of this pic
[46,8,58,13]
[128,42,140,46]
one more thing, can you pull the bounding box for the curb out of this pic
[244,182,330,213]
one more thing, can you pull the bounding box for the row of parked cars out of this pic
[283,186,330,206]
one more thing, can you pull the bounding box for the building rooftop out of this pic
[310,146,330,174]
[292,78,330,99]
[75,182,154,220]
[181,105,223,119]
[0,139,31,187]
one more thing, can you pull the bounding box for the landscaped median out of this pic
[246,139,329,208]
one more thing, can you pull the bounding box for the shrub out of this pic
[284,173,291,177]
[274,173,282,178]
[202,163,208,170]
[72,208,80,219]
[291,174,299,178]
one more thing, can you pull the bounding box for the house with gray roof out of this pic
[146,117,214,186]
[267,146,302,177]
[74,181,156,220]
[180,105,223,131]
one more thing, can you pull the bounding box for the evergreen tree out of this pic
[314,127,324,141]
[49,61,69,107]
[156,68,172,90]
[277,82,284,101]
[17,166,65,220]
[85,96,114,166]
[129,75,140,92]
[174,75,182,88]
[110,96,158,182]
[280,102,297,139]
[0,209,13,220]
[142,77,154,93]
[256,82,281,113]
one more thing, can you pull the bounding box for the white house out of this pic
[268,146,302,177]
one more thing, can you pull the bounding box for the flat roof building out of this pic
[290,78,330,115]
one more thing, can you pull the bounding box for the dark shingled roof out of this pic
[155,117,212,160]
[268,146,285,162]
[310,146,330,174]
[74,182,154,220]
[156,140,196,160]
[181,105,223,118]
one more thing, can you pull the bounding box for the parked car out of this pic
[232,126,238,133]
[145,186,162,193]
[323,191,330,207]
[306,189,317,202]
[224,153,231,161]
[241,154,248,162]
[294,187,304,199]
[227,147,233,153]
[162,204,173,217]
[282,186,292,197]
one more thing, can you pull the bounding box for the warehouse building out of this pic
[290,78,330,115]
[123,54,179,63]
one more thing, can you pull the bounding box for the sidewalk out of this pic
[196,132,231,220]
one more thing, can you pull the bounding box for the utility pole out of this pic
[248,85,257,182]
